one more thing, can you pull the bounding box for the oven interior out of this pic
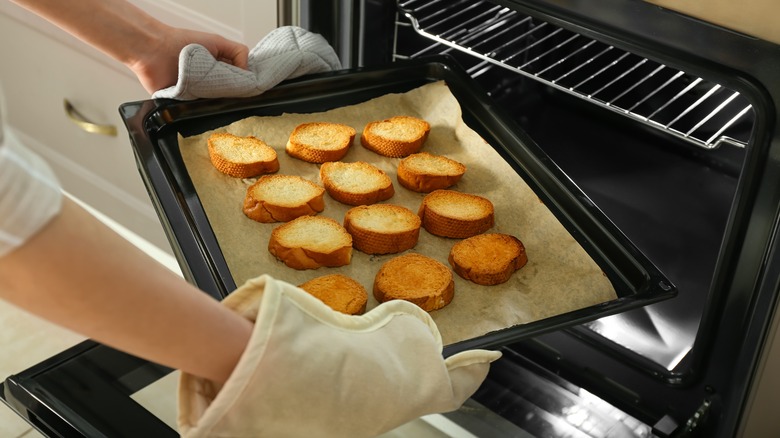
[346,0,759,435]
[390,0,749,375]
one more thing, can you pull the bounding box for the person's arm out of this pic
[0,196,252,384]
[9,0,249,93]
[1,0,252,383]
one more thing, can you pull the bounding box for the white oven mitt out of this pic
[178,275,501,438]
[152,26,341,100]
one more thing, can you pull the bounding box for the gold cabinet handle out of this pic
[63,99,117,136]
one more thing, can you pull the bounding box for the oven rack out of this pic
[395,0,753,150]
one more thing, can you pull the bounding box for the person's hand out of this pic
[178,275,502,438]
[128,27,249,94]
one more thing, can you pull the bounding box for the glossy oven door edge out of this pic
[1,341,176,437]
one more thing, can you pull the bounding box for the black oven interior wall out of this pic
[298,0,780,436]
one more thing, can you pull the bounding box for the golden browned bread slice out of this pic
[418,190,494,238]
[243,175,325,223]
[360,115,431,158]
[397,152,466,193]
[286,122,356,164]
[319,161,394,206]
[207,132,280,178]
[298,274,368,315]
[343,204,421,254]
[373,253,454,312]
[268,216,352,270]
[449,233,528,285]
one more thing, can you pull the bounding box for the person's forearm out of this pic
[10,0,249,93]
[0,197,252,383]
[9,0,165,66]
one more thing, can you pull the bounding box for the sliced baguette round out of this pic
[397,152,466,192]
[298,274,368,315]
[418,190,494,238]
[360,115,431,158]
[373,253,454,312]
[268,216,352,270]
[449,233,528,285]
[243,175,325,223]
[286,122,356,164]
[320,161,394,206]
[207,132,279,178]
[344,204,421,254]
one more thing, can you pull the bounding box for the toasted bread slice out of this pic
[449,233,528,285]
[243,175,325,223]
[360,116,431,158]
[418,190,494,238]
[298,274,368,315]
[344,204,421,254]
[373,253,454,312]
[319,161,394,206]
[268,216,352,270]
[397,152,466,193]
[286,122,356,164]
[207,132,279,178]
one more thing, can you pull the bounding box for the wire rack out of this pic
[395,0,753,149]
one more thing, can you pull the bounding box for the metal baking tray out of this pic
[120,55,675,356]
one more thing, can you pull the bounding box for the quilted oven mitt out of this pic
[178,275,502,437]
[153,26,341,100]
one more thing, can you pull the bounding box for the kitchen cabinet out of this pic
[134,0,279,47]
[0,0,277,254]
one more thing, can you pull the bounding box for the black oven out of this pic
[3,1,780,436]
[307,1,780,436]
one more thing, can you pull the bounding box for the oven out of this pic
[305,1,780,436]
[3,0,780,436]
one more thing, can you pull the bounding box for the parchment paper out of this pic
[178,81,616,345]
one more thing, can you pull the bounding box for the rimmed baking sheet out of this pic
[121,56,675,354]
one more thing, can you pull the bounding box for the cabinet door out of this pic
[0,10,168,252]
[0,1,279,255]
[131,0,279,46]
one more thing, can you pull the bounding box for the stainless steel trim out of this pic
[278,0,299,27]
[397,0,753,149]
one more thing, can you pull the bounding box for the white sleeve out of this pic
[0,104,63,258]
